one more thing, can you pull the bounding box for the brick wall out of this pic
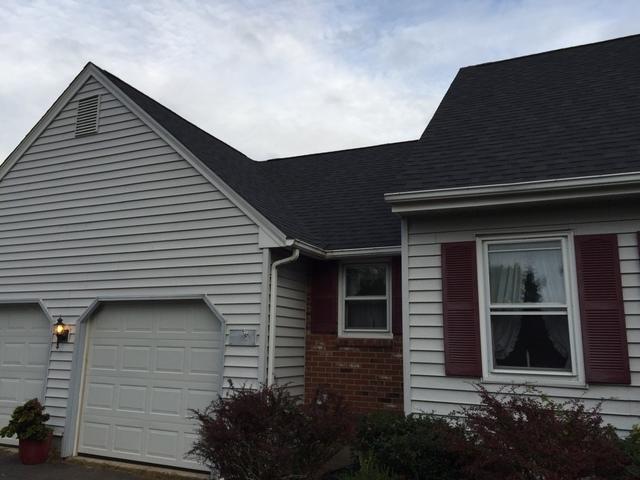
[304,333,403,413]
[304,257,404,413]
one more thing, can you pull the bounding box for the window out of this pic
[480,236,581,378]
[340,263,390,336]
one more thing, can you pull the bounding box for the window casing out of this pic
[478,234,584,385]
[339,262,391,338]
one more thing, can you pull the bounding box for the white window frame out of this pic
[476,232,585,387]
[338,261,392,339]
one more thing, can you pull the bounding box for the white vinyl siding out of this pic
[405,205,640,433]
[0,76,264,432]
[273,260,308,396]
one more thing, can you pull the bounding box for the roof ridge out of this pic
[463,32,640,70]
[263,139,418,163]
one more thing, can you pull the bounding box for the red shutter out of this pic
[310,260,339,334]
[441,242,482,377]
[575,234,630,384]
[391,257,402,335]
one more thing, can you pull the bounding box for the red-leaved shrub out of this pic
[452,385,631,480]
[189,383,353,480]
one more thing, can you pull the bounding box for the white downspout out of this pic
[267,248,300,386]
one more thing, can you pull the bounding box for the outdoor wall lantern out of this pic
[54,317,69,349]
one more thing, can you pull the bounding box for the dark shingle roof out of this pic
[260,141,417,249]
[99,67,414,249]
[97,33,640,250]
[395,34,640,193]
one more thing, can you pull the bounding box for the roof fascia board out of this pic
[385,171,640,214]
[87,65,289,247]
[291,239,400,259]
[0,65,95,182]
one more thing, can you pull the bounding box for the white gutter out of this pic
[267,248,300,386]
[385,170,640,214]
[289,238,400,259]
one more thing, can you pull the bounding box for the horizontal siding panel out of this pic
[274,260,307,394]
[19,131,162,164]
[7,145,176,179]
[406,211,640,432]
[0,225,255,253]
[1,159,195,192]
[0,76,264,434]
[0,208,251,240]
[0,176,213,212]
[0,204,246,239]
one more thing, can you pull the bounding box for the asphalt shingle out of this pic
[395,34,640,193]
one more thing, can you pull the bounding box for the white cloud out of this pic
[1,0,639,161]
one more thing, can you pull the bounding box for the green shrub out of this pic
[622,424,640,478]
[340,455,400,480]
[354,411,463,480]
[0,398,52,441]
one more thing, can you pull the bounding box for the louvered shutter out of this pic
[441,242,482,377]
[575,234,630,384]
[310,261,339,334]
[391,257,402,335]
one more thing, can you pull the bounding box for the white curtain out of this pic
[492,316,522,360]
[490,264,523,303]
[544,317,571,368]
[489,247,565,304]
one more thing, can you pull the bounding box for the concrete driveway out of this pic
[0,447,207,480]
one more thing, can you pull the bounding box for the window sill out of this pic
[480,376,588,390]
[336,336,395,349]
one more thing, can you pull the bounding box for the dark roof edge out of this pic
[263,139,419,163]
[463,32,640,70]
[95,65,254,162]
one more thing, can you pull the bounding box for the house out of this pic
[0,33,638,471]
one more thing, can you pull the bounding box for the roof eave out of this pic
[385,171,640,214]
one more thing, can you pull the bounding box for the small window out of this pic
[340,263,390,336]
[481,237,579,377]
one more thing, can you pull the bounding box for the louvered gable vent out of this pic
[75,95,100,137]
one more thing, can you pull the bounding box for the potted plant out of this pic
[0,398,53,464]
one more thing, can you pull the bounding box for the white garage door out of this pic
[78,301,222,470]
[0,304,51,446]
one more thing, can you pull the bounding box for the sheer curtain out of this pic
[489,244,567,361]
[492,316,522,360]
[489,246,565,304]
[544,317,571,368]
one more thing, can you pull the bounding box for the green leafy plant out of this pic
[354,411,463,480]
[621,424,640,478]
[189,383,354,480]
[340,454,400,480]
[0,398,52,441]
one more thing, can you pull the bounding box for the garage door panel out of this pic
[0,305,50,446]
[79,301,221,470]
[27,343,50,366]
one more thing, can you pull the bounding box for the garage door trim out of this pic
[62,295,226,464]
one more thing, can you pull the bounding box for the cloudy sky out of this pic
[1,1,640,161]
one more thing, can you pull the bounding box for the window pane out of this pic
[345,300,387,330]
[346,265,386,296]
[491,314,572,371]
[488,240,566,304]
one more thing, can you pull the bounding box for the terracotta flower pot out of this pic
[18,432,52,465]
